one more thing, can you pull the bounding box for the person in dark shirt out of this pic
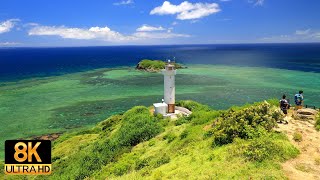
[279,94,289,124]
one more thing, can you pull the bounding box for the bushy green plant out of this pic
[52,106,163,179]
[191,110,220,125]
[153,154,170,168]
[137,59,183,71]
[175,115,191,126]
[99,115,122,131]
[116,106,163,146]
[176,100,211,112]
[163,133,176,143]
[135,158,151,170]
[293,131,303,142]
[316,112,320,131]
[138,59,166,70]
[180,130,189,139]
[230,134,299,162]
[206,102,281,146]
[175,100,218,125]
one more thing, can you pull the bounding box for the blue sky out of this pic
[0,0,320,46]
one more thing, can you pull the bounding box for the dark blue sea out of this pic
[0,43,320,82]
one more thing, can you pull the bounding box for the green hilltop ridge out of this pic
[0,100,303,179]
[136,59,184,72]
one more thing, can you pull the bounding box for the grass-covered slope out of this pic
[136,59,183,72]
[0,100,299,180]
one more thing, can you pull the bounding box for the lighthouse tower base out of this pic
[153,104,192,119]
[168,104,175,113]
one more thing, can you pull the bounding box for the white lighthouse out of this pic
[162,60,176,113]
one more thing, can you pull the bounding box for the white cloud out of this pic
[255,0,264,6]
[136,25,165,32]
[113,0,134,6]
[28,24,190,42]
[248,0,264,6]
[0,19,19,34]
[171,21,178,26]
[29,25,134,41]
[260,29,320,42]
[24,22,39,27]
[150,1,220,20]
[0,42,21,46]
[295,29,310,35]
[133,32,190,39]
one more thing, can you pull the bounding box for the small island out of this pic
[136,59,185,72]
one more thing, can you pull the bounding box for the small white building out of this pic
[153,103,168,115]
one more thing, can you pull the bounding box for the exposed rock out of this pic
[293,108,319,121]
[297,108,318,116]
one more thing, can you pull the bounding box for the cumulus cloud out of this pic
[150,1,220,20]
[113,0,134,6]
[28,24,190,42]
[29,25,134,41]
[136,25,165,32]
[0,19,20,34]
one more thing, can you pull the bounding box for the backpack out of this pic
[280,99,288,110]
[295,94,302,105]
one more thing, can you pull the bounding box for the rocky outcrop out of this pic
[293,108,319,121]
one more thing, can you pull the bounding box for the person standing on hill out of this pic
[280,94,289,124]
[294,90,304,109]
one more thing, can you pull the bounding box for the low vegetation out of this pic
[315,112,320,131]
[205,101,280,147]
[136,59,183,72]
[0,100,300,179]
[293,131,303,142]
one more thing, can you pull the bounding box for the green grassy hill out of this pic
[0,100,300,179]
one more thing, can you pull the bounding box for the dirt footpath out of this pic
[276,109,320,180]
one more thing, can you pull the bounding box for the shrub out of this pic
[163,133,176,143]
[180,130,189,139]
[316,112,320,131]
[175,100,218,125]
[153,154,170,168]
[176,100,211,112]
[231,134,299,162]
[116,106,163,146]
[99,115,122,131]
[243,138,275,162]
[206,102,280,146]
[135,158,151,170]
[109,162,131,176]
[175,115,191,126]
[191,111,220,125]
[52,106,163,179]
[293,131,303,142]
